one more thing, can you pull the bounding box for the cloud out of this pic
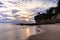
[0,2,3,5]
[0,0,58,23]
[6,17,16,20]
[12,9,19,14]
[0,12,12,16]
[8,1,17,4]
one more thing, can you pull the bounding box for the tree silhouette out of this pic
[58,0,60,7]
[55,0,60,14]
[46,7,55,19]
[34,0,60,24]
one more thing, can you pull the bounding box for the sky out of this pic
[0,0,58,24]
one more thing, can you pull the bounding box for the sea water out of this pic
[0,23,46,40]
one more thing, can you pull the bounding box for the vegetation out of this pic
[34,0,60,24]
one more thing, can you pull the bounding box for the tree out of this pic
[46,7,55,19]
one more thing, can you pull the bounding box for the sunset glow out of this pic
[0,0,58,23]
[25,27,30,37]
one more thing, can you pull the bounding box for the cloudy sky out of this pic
[0,0,58,24]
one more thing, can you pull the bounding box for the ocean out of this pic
[0,23,60,40]
[0,24,46,40]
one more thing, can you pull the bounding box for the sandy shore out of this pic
[28,23,60,40]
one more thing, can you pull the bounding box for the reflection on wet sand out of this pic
[0,24,47,40]
[0,24,45,40]
[28,23,60,40]
[25,28,30,38]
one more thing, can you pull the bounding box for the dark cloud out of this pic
[8,1,20,4]
[0,2,5,8]
[13,15,20,18]
[12,9,19,14]
[0,0,58,24]
[8,1,16,4]
[1,15,8,17]
[0,2,3,5]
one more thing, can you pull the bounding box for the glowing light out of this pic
[25,28,30,37]
[25,18,29,21]
[19,11,29,17]
[20,18,29,21]
[0,0,57,23]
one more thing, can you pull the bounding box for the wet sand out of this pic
[28,23,60,40]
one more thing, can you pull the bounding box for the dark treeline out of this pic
[34,0,60,24]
